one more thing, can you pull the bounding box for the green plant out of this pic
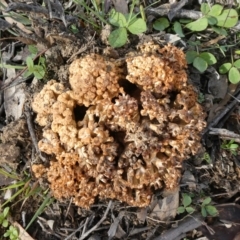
[23,45,46,80]
[153,17,170,31]
[178,194,218,217]
[201,197,218,217]
[3,225,19,240]
[202,152,211,164]
[219,58,240,84]
[0,207,10,228]
[186,50,217,72]
[221,140,239,155]
[198,92,205,103]
[152,18,185,37]
[0,172,54,231]
[108,7,147,48]
[185,3,238,32]
[74,0,108,29]
[177,193,195,214]
[0,207,19,240]
[0,45,46,80]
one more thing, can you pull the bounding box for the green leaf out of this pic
[235,50,240,55]
[10,233,16,240]
[193,57,208,72]
[229,67,240,84]
[185,17,208,32]
[173,21,185,37]
[2,219,8,228]
[108,27,127,48]
[179,18,192,24]
[153,17,170,31]
[28,45,38,55]
[216,9,238,28]
[3,231,10,237]
[185,207,195,214]
[230,143,239,150]
[23,70,33,78]
[109,10,127,27]
[209,4,223,17]
[3,207,9,218]
[211,26,228,36]
[26,56,34,69]
[39,56,46,66]
[219,63,232,74]
[0,214,4,223]
[199,52,216,65]
[206,205,218,216]
[12,227,18,236]
[201,3,210,15]
[186,51,198,64]
[128,18,147,34]
[234,59,240,68]
[188,40,201,47]
[202,197,212,206]
[182,194,192,207]
[177,206,186,214]
[33,65,45,79]
[201,207,207,217]
[207,16,218,25]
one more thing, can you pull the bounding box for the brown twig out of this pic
[25,107,47,162]
[202,89,240,135]
[209,128,240,143]
[152,213,204,240]
[79,201,113,240]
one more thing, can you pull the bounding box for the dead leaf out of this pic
[150,188,179,221]
[0,0,32,34]
[164,34,181,44]
[0,174,14,187]
[0,143,20,170]
[4,68,26,120]
[168,0,188,21]
[0,18,11,30]
[108,211,126,239]
[112,0,128,14]
[137,207,147,222]
[207,69,228,99]
[88,234,101,240]
[181,170,196,191]
[199,204,240,240]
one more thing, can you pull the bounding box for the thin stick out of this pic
[25,107,47,162]
[79,200,113,240]
[202,90,240,135]
[152,213,204,240]
[64,221,85,240]
[209,128,240,143]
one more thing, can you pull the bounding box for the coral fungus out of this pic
[32,42,206,208]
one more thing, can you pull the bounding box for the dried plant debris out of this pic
[0,119,29,170]
[31,42,206,208]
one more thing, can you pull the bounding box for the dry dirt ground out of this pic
[1,0,240,240]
